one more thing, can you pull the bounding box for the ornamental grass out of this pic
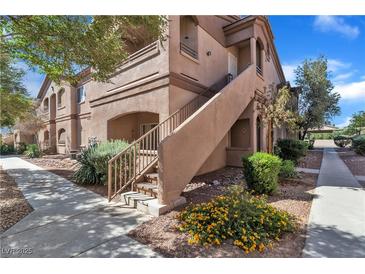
[177,185,296,253]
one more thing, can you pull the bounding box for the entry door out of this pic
[228,53,237,78]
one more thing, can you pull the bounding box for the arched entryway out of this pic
[43,130,50,149]
[107,112,159,144]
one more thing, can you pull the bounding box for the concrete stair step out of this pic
[120,191,164,216]
[145,173,158,183]
[135,182,158,197]
[120,191,156,208]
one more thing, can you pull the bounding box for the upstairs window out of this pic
[180,16,198,59]
[43,98,49,112]
[77,86,86,104]
[57,88,65,108]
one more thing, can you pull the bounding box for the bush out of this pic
[0,143,15,155]
[305,139,315,150]
[73,140,130,185]
[16,142,27,154]
[279,160,297,178]
[352,135,365,156]
[24,144,41,158]
[310,132,333,140]
[333,135,351,147]
[177,185,296,253]
[274,139,308,164]
[242,152,282,195]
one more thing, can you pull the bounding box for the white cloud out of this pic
[327,59,351,73]
[333,72,354,82]
[282,64,297,83]
[333,80,365,101]
[336,116,352,128]
[283,58,352,84]
[314,16,360,39]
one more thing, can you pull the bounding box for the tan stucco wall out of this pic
[169,16,231,89]
[197,134,228,175]
[158,65,257,205]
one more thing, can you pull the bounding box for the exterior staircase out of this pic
[108,64,256,215]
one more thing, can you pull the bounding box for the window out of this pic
[180,16,198,59]
[77,86,86,104]
[58,128,66,144]
[57,88,65,108]
[43,98,49,111]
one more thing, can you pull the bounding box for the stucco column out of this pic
[250,101,257,153]
[250,37,257,66]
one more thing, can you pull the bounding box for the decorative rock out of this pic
[212,180,220,186]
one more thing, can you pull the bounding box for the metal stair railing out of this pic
[107,73,233,201]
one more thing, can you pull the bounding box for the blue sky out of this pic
[19,16,365,128]
[270,15,365,127]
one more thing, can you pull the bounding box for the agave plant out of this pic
[73,140,130,185]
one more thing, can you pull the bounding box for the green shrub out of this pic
[73,140,130,185]
[279,160,297,178]
[305,139,315,150]
[352,135,365,156]
[334,135,351,147]
[274,139,308,164]
[177,185,296,253]
[242,152,282,195]
[24,144,41,158]
[310,132,333,140]
[0,143,15,155]
[16,142,27,154]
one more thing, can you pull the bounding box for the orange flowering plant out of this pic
[177,185,296,253]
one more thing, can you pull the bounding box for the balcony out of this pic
[180,42,198,60]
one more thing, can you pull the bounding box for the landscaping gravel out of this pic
[0,165,33,233]
[128,167,317,258]
[337,148,365,176]
[298,150,323,169]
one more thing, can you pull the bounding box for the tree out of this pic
[294,56,341,140]
[257,85,299,131]
[345,111,365,135]
[0,50,32,127]
[0,16,167,84]
[13,103,46,144]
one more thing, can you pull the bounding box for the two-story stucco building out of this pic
[34,16,296,215]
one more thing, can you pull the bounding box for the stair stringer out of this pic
[158,64,257,205]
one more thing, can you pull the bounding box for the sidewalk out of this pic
[0,156,160,258]
[302,148,365,257]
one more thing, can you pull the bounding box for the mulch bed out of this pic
[128,167,317,258]
[337,148,365,176]
[298,150,323,169]
[0,165,33,233]
[23,155,108,197]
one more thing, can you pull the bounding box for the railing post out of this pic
[108,162,112,201]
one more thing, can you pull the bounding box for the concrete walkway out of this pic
[0,156,160,258]
[303,148,365,257]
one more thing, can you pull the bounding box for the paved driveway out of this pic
[0,156,160,258]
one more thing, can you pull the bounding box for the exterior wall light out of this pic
[206,51,212,56]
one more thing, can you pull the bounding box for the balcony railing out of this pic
[180,42,198,60]
[107,73,233,201]
[256,66,263,76]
